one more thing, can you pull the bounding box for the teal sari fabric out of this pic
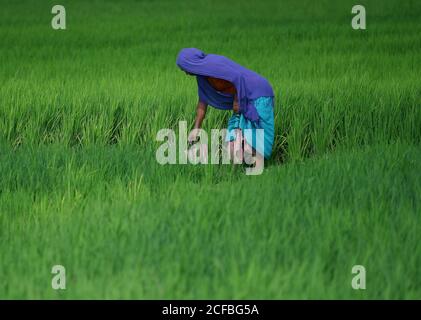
[225,96,275,159]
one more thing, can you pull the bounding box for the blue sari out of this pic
[225,96,275,159]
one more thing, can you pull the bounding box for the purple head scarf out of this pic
[176,48,274,123]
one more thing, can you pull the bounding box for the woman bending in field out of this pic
[176,48,275,168]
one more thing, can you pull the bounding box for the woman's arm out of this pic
[188,100,208,143]
[233,94,239,113]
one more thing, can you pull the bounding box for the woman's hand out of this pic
[188,129,200,145]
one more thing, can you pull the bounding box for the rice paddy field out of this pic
[0,0,420,299]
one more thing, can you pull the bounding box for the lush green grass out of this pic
[0,0,420,299]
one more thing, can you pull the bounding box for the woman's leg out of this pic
[228,128,243,164]
[243,142,264,174]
